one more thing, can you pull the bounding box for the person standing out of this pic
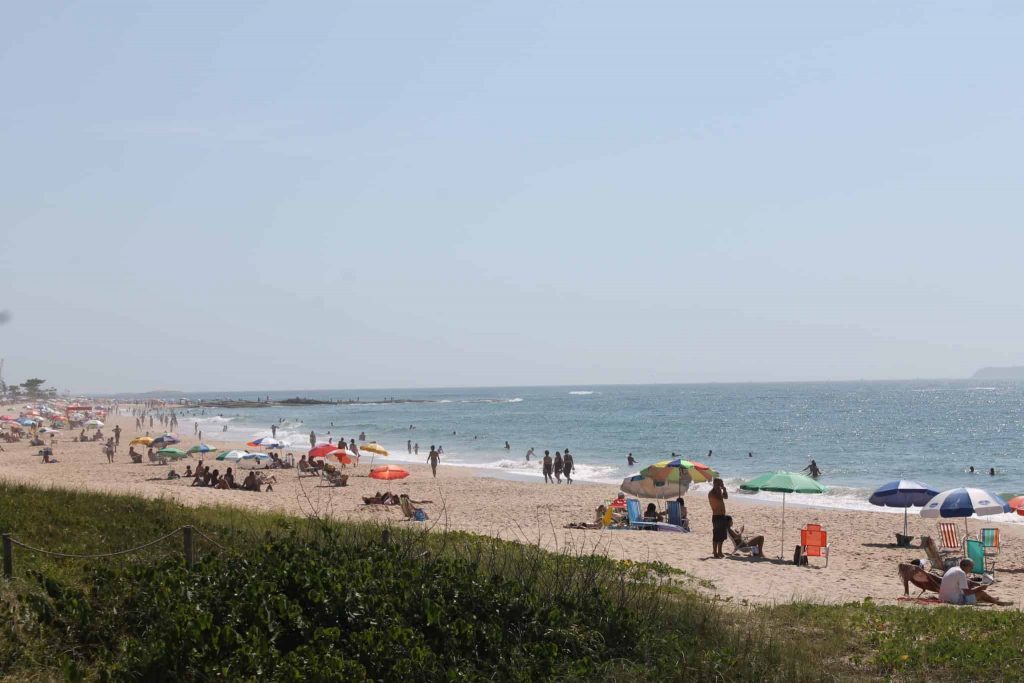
[414,442,419,455]
[708,478,729,558]
[627,453,636,467]
[542,450,553,483]
[271,424,277,438]
[194,421,198,435]
[525,447,534,462]
[427,445,440,478]
[553,451,563,484]
[309,430,316,448]
[113,424,122,449]
[408,439,412,454]
[563,449,574,484]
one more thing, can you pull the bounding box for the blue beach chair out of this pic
[626,499,659,530]
[666,501,690,532]
[966,538,986,574]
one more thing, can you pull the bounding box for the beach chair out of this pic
[625,499,659,531]
[980,528,1000,573]
[898,562,943,597]
[922,535,959,571]
[730,527,759,556]
[666,501,690,531]
[966,539,986,575]
[399,495,426,521]
[937,522,963,555]
[799,524,830,567]
[601,506,614,527]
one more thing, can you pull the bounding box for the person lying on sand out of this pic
[564,505,609,529]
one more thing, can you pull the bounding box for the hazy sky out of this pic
[2,2,1023,393]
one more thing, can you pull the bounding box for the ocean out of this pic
[169,380,1024,515]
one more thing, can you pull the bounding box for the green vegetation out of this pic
[1,483,1022,682]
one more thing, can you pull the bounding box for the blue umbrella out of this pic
[920,487,1011,539]
[869,480,938,539]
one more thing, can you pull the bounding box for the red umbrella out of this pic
[1007,496,1024,516]
[308,443,337,458]
[318,449,353,465]
[369,465,409,481]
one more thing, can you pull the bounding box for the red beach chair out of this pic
[800,524,830,567]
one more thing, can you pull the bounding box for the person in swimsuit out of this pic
[553,451,563,484]
[427,446,440,478]
[562,449,574,484]
[542,450,553,483]
[708,478,729,558]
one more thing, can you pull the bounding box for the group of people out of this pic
[185,462,275,492]
[540,449,575,484]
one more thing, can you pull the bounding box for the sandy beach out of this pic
[4,405,1022,607]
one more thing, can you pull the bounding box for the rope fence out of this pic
[1,525,226,578]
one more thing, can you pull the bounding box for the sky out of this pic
[2,2,1023,393]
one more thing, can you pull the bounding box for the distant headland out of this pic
[972,366,1024,380]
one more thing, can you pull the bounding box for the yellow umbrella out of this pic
[130,436,154,446]
[360,442,389,456]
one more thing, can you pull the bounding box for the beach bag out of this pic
[414,509,428,522]
[793,545,807,566]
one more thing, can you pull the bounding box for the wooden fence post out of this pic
[2,533,12,579]
[183,526,194,569]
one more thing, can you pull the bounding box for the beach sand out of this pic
[3,406,1022,607]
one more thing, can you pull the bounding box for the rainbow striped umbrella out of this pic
[642,458,718,484]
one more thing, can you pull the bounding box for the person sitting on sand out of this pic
[594,504,607,525]
[644,502,664,522]
[223,467,237,489]
[42,450,58,464]
[726,518,765,557]
[183,465,193,478]
[167,469,181,479]
[242,471,260,492]
[940,559,1010,605]
[205,468,219,487]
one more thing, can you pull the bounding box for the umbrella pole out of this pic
[904,507,909,539]
[780,493,786,559]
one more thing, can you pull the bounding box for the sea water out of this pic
[169,380,1024,515]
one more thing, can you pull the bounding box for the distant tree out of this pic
[7,385,21,399]
[21,378,46,398]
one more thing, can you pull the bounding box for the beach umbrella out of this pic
[1006,496,1024,516]
[16,418,36,426]
[84,419,104,428]
[156,447,187,460]
[309,443,338,459]
[248,437,283,449]
[620,473,688,499]
[236,452,271,469]
[869,480,939,539]
[740,471,828,558]
[369,465,408,481]
[130,436,154,446]
[150,434,180,446]
[39,427,60,434]
[317,449,354,466]
[0,415,15,421]
[186,443,217,455]
[216,450,249,461]
[920,487,1011,538]
[360,442,389,456]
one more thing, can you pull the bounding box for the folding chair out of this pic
[980,528,1000,574]
[937,522,963,554]
[799,523,830,567]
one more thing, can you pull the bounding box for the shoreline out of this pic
[4,404,1024,607]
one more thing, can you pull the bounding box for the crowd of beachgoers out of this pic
[2,396,1022,608]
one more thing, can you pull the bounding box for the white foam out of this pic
[569,391,594,395]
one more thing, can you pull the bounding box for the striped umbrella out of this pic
[920,487,1011,538]
[186,443,217,455]
[248,437,284,449]
[639,458,719,496]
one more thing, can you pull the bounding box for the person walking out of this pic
[553,451,563,484]
[271,424,277,438]
[408,439,412,454]
[113,424,121,449]
[309,430,316,448]
[708,478,729,558]
[542,450,553,483]
[562,449,574,484]
[427,445,440,478]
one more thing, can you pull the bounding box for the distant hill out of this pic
[972,367,1024,380]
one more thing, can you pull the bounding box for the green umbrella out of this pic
[740,472,827,558]
[186,443,217,455]
[156,447,187,460]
